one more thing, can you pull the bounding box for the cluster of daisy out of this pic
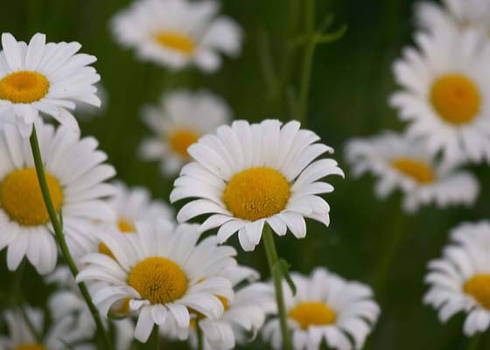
[345,0,490,213]
[0,0,382,349]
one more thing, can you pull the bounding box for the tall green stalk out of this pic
[263,225,293,350]
[150,325,160,350]
[29,126,112,350]
[466,334,481,350]
[196,320,204,350]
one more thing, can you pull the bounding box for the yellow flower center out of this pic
[223,167,290,221]
[391,158,435,184]
[0,71,50,103]
[128,256,188,304]
[430,74,481,125]
[0,168,63,226]
[154,31,196,55]
[464,274,490,309]
[15,345,47,350]
[118,218,135,233]
[169,129,199,159]
[288,302,336,330]
[113,297,131,316]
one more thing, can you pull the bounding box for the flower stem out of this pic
[297,0,317,125]
[196,320,204,350]
[466,334,481,350]
[29,126,112,350]
[263,225,292,350]
[150,325,159,350]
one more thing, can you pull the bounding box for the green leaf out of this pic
[316,24,348,44]
[274,259,297,296]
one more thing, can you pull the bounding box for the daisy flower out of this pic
[424,221,490,335]
[140,90,231,175]
[76,220,236,342]
[170,119,344,251]
[345,132,479,212]
[0,32,101,137]
[263,268,380,350]
[111,0,242,72]
[0,121,116,274]
[390,25,490,164]
[0,305,94,350]
[416,0,490,37]
[188,265,275,350]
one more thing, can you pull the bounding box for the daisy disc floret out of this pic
[263,268,380,350]
[0,33,101,137]
[170,119,344,251]
[76,221,236,342]
[390,25,490,164]
[0,121,116,274]
[345,132,479,212]
[111,0,242,72]
[140,90,231,175]
[425,221,490,336]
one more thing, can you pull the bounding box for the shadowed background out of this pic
[1,0,489,349]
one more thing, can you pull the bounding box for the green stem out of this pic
[29,126,112,350]
[196,319,204,350]
[466,334,481,350]
[297,0,317,125]
[263,225,292,350]
[150,325,159,349]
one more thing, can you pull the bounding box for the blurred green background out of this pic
[1,0,490,349]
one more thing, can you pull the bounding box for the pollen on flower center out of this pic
[288,302,336,329]
[464,274,490,309]
[154,31,196,55]
[430,74,481,125]
[0,168,63,226]
[15,345,47,350]
[128,256,188,304]
[168,129,200,158]
[391,158,435,184]
[223,167,290,221]
[0,71,50,103]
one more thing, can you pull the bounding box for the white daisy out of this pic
[0,32,101,137]
[111,0,242,72]
[424,221,490,336]
[390,25,490,164]
[0,305,94,350]
[263,268,380,350]
[0,121,116,274]
[140,90,231,176]
[345,132,479,212]
[170,119,344,252]
[76,220,236,342]
[188,265,275,350]
[46,266,135,350]
[416,0,490,37]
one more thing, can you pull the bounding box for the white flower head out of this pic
[170,119,344,252]
[390,25,490,164]
[263,268,380,350]
[140,90,231,176]
[76,220,236,343]
[425,221,490,336]
[187,265,275,350]
[345,132,479,212]
[0,32,101,137]
[0,305,94,350]
[111,0,242,72]
[0,121,116,274]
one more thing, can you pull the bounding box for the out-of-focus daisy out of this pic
[390,26,490,164]
[170,119,344,251]
[425,221,490,336]
[416,0,490,37]
[263,268,380,350]
[0,121,116,274]
[77,220,236,342]
[187,265,275,350]
[140,90,231,176]
[46,266,135,350]
[345,132,479,212]
[0,33,101,137]
[0,305,94,350]
[111,0,242,72]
